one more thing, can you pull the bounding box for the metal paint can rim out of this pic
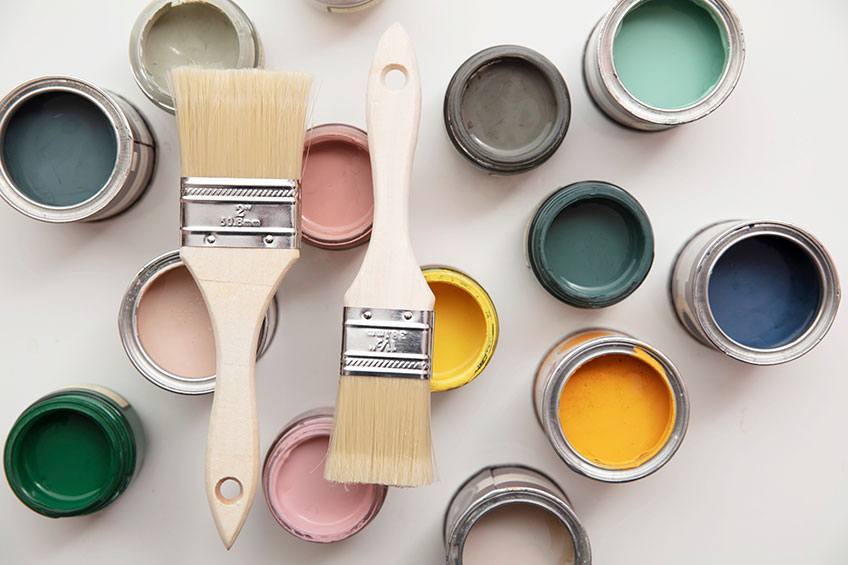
[443,464,591,564]
[444,44,571,174]
[118,249,278,395]
[585,0,745,130]
[421,265,499,392]
[129,0,263,114]
[307,0,383,13]
[0,76,155,223]
[526,181,654,308]
[534,329,690,482]
[674,219,840,365]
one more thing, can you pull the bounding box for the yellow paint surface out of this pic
[559,350,675,469]
[430,281,487,383]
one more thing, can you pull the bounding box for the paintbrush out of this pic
[171,67,311,548]
[325,23,435,487]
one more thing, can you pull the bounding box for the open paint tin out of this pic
[444,464,591,564]
[526,181,654,308]
[585,0,745,130]
[423,266,498,392]
[534,329,689,482]
[119,250,278,395]
[263,408,388,542]
[670,219,840,365]
[129,0,262,113]
[307,0,382,12]
[0,76,155,223]
[4,385,145,518]
[444,45,570,174]
[302,123,373,249]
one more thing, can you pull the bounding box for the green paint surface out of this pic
[613,0,726,109]
[2,91,117,207]
[544,201,637,288]
[17,410,113,504]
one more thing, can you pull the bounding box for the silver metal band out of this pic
[341,307,434,380]
[180,177,300,249]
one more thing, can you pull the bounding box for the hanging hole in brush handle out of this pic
[216,477,243,503]
[347,22,433,311]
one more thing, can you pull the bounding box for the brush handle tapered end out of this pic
[346,23,433,312]
[182,246,298,549]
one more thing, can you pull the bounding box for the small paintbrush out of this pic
[171,67,311,548]
[325,23,435,487]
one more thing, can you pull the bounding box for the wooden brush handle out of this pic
[345,23,434,312]
[181,246,298,549]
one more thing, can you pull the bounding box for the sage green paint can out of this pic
[526,181,654,308]
[584,0,745,131]
[4,386,145,518]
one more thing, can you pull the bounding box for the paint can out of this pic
[302,123,373,249]
[307,0,383,12]
[0,76,155,223]
[4,385,145,517]
[444,45,570,174]
[262,408,388,542]
[584,0,745,131]
[129,0,263,113]
[118,250,278,395]
[422,266,498,392]
[444,464,591,564]
[670,219,840,365]
[525,181,654,308]
[534,329,689,482]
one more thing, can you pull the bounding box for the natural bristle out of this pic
[171,67,311,179]
[326,377,433,487]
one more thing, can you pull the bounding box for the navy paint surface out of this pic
[708,235,821,349]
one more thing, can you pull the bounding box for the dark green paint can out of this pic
[4,386,144,518]
[526,181,654,308]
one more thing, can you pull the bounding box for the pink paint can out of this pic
[262,408,387,542]
[301,123,374,249]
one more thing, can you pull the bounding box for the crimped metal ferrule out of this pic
[341,307,434,380]
[180,177,300,249]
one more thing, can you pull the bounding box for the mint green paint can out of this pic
[584,0,745,131]
[526,182,654,308]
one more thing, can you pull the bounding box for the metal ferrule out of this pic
[341,307,434,380]
[180,177,300,249]
[533,328,689,483]
[443,465,591,564]
[584,0,745,131]
[670,219,840,365]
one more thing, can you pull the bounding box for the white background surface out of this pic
[1,0,846,563]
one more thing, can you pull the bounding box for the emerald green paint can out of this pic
[526,181,654,308]
[4,386,144,518]
[584,0,745,131]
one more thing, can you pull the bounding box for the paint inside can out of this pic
[613,0,727,109]
[462,503,575,565]
[4,386,144,517]
[444,46,570,174]
[559,351,675,469]
[708,235,822,349]
[460,61,557,157]
[1,91,117,207]
[140,2,239,95]
[137,264,216,379]
[301,124,373,249]
[263,410,387,542]
[527,182,653,308]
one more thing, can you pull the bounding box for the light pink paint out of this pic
[462,503,575,565]
[301,124,373,249]
[263,411,386,542]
